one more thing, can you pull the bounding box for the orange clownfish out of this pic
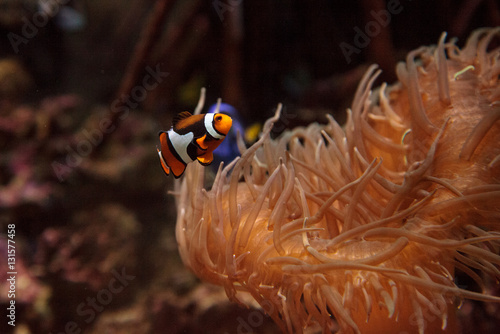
[157,111,232,178]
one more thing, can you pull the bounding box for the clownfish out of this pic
[157,111,232,178]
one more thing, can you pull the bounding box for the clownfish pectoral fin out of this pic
[157,145,187,178]
[157,148,170,176]
[197,152,214,166]
[195,134,208,150]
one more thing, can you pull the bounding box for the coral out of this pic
[36,203,140,290]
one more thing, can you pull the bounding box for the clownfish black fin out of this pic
[172,111,193,128]
[196,134,208,150]
[197,152,213,165]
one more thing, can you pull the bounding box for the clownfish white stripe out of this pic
[204,113,225,140]
[169,130,195,164]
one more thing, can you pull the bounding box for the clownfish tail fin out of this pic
[157,148,171,176]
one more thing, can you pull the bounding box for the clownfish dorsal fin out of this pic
[172,111,193,128]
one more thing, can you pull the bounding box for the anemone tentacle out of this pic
[175,28,500,334]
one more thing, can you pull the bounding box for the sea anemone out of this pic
[174,28,500,333]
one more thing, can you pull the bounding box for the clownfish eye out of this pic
[215,115,223,122]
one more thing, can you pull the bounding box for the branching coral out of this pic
[175,28,500,333]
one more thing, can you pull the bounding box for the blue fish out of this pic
[207,103,245,168]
